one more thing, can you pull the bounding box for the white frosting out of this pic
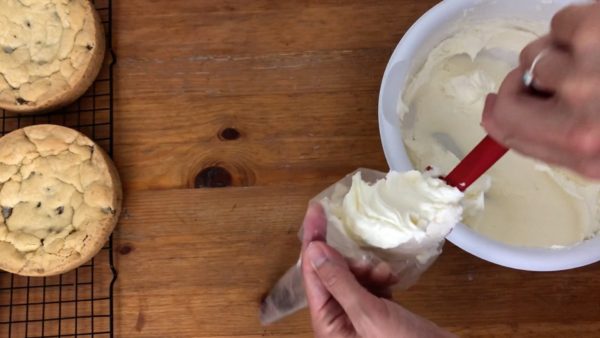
[328,171,463,250]
[442,71,496,104]
[401,21,600,248]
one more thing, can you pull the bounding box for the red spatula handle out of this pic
[444,135,508,192]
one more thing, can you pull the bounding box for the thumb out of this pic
[481,93,508,146]
[301,203,327,251]
[304,242,384,324]
[481,93,498,130]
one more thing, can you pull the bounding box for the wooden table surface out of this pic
[111,1,600,337]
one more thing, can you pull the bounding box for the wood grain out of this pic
[114,188,600,337]
[112,0,436,191]
[109,0,600,337]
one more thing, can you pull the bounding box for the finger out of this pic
[482,68,571,150]
[305,242,384,324]
[563,117,600,177]
[348,260,372,281]
[550,4,590,48]
[483,70,591,168]
[365,285,393,300]
[520,37,572,93]
[560,73,600,113]
[301,243,346,334]
[301,203,327,251]
[500,136,582,170]
[480,93,502,144]
[574,156,600,180]
[365,262,395,299]
[368,262,394,286]
[519,35,552,67]
[349,260,396,299]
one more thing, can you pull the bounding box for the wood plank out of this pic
[113,186,320,337]
[106,0,600,337]
[115,138,388,190]
[115,92,382,144]
[113,188,600,337]
[112,0,439,191]
[114,1,437,56]
[451,322,600,338]
[113,91,390,189]
[113,90,389,192]
[115,49,390,98]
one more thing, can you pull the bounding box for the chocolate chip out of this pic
[89,145,95,155]
[2,207,12,220]
[101,207,115,215]
[2,46,14,54]
[16,97,29,105]
[25,21,31,28]
[25,171,37,180]
[86,44,94,51]
[36,202,42,208]
[56,206,64,215]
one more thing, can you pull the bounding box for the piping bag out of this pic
[260,136,507,325]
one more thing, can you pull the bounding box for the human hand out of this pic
[482,3,600,178]
[300,204,455,338]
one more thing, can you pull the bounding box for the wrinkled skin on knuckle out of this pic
[550,5,572,33]
[354,300,389,336]
[551,5,585,43]
[560,78,597,112]
[315,327,348,338]
[321,268,340,289]
[572,11,600,55]
[568,123,600,158]
[317,320,354,338]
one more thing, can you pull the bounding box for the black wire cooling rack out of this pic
[0,0,117,337]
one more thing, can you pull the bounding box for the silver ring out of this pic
[522,49,549,89]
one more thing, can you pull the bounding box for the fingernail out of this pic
[306,242,328,269]
[306,202,324,217]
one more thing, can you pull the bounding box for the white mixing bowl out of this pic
[378,0,598,271]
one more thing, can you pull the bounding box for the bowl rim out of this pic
[377,0,600,271]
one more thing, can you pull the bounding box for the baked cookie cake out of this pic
[0,125,121,276]
[0,0,105,113]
